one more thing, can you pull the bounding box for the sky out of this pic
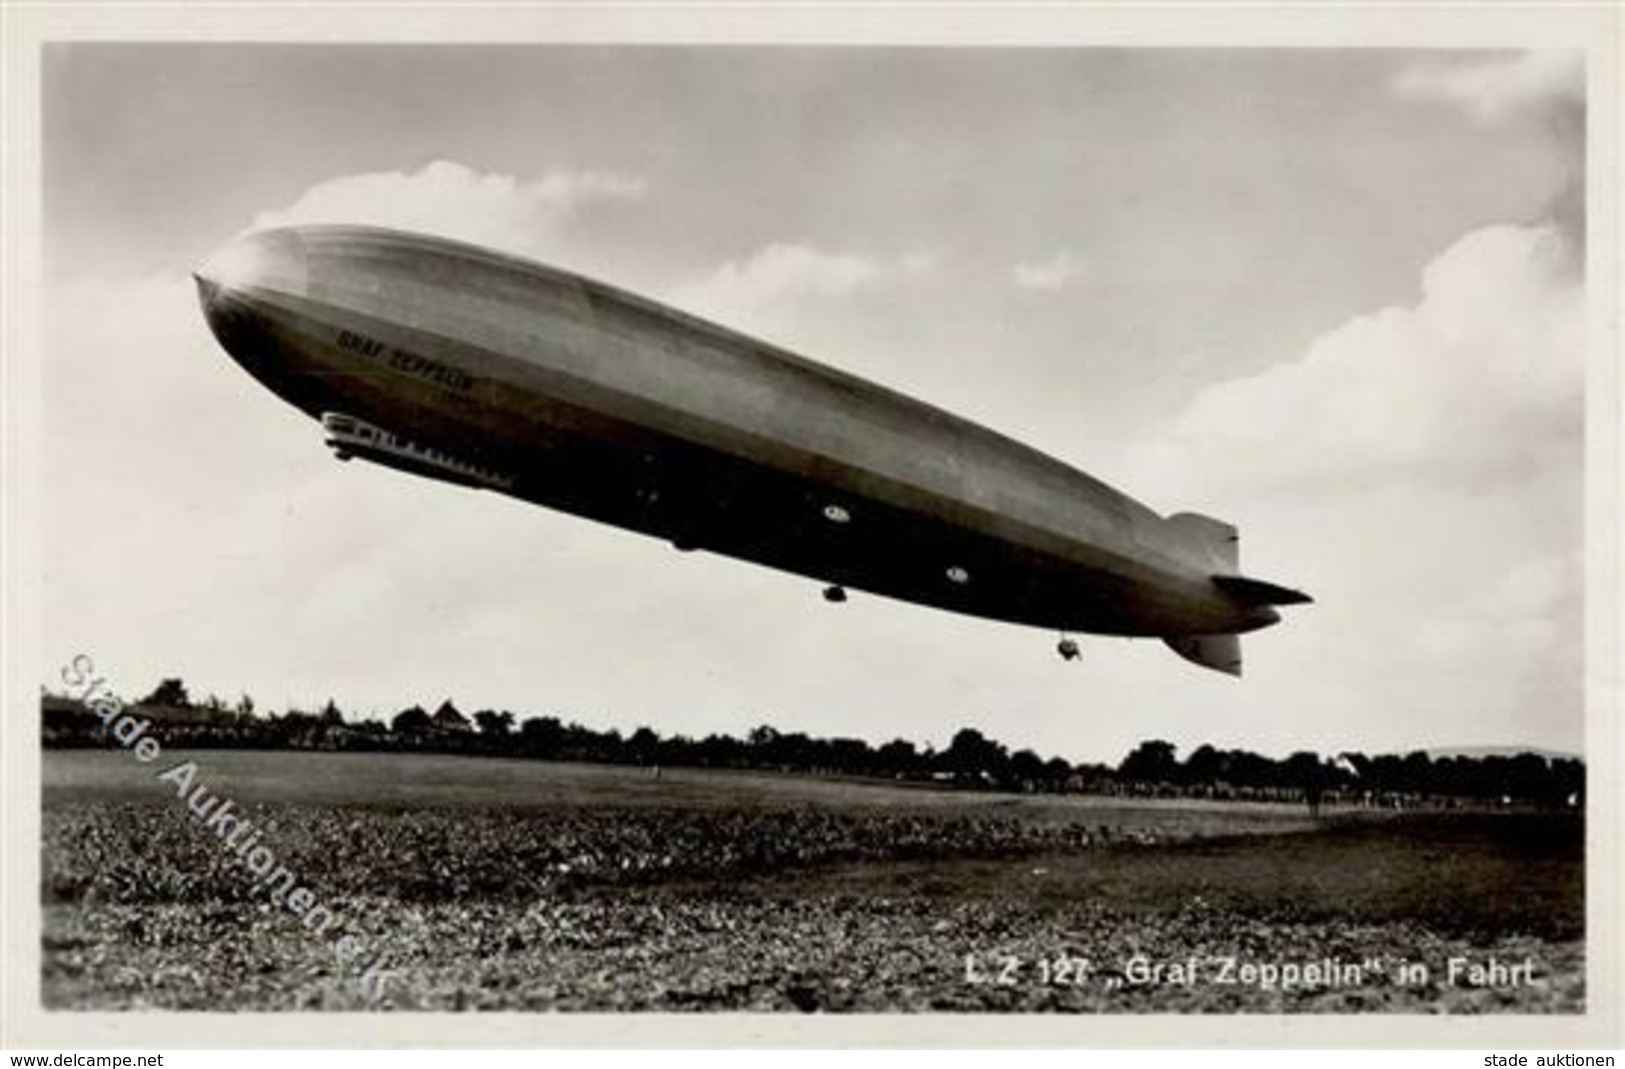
[40,45,1587,763]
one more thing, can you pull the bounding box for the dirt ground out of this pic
[40,749,1584,1012]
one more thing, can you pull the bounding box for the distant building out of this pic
[432,699,472,733]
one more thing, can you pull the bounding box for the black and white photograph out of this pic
[3,4,1619,1051]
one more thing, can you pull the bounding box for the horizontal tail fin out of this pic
[1212,574,1313,606]
[1164,634,1243,677]
[1159,512,1310,677]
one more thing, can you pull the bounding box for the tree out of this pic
[1228,749,1279,789]
[697,732,744,768]
[1285,750,1325,815]
[1552,757,1584,806]
[876,738,921,777]
[1284,750,1322,783]
[944,727,1008,784]
[828,736,874,775]
[1119,740,1178,784]
[321,699,345,726]
[627,726,661,765]
[1183,743,1224,786]
[1008,748,1047,790]
[142,678,191,708]
[519,715,565,758]
[473,709,515,737]
[748,728,813,770]
[1400,750,1433,794]
[1506,752,1553,803]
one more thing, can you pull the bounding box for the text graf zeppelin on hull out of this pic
[195,226,1310,675]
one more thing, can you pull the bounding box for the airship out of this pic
[195,225,1309,675]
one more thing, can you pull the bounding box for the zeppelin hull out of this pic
[196,225,1303,658]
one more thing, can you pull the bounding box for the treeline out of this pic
[41,678,1585,808]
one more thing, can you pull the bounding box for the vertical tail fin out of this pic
[1163,512,1239,573]
[1165,512,1311,604]
[1161,513,1246,677]
[1158,512,1310,677]
[1164,634,1243,677]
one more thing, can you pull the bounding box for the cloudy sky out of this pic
[41,45,1586,763]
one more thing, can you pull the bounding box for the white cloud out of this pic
[1115,217,1586,754]
[1414,552,1575,659]
[250,160,645,260]
[1393,50,1583,124]
[1012,252,1087,292]
[1137,223,1581,497]
[1406,545,1582,744]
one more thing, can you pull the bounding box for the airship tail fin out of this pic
[1163,512,1239,573]
[1163,634,1243,677]
[1164,512,1313,606]
[1211,574,1313,606]
[1160,512,1312,676]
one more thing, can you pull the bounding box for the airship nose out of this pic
[194,227,309,305]
[195,228,310,366]
[192,271,221,311]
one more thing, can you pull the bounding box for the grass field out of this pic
[40,749,1584,1012]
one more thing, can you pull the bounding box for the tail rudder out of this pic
[1159,511,1311,677]
[1163,512,1238,573]
[1164,511,1311,606]
[1164,634,1243,677]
